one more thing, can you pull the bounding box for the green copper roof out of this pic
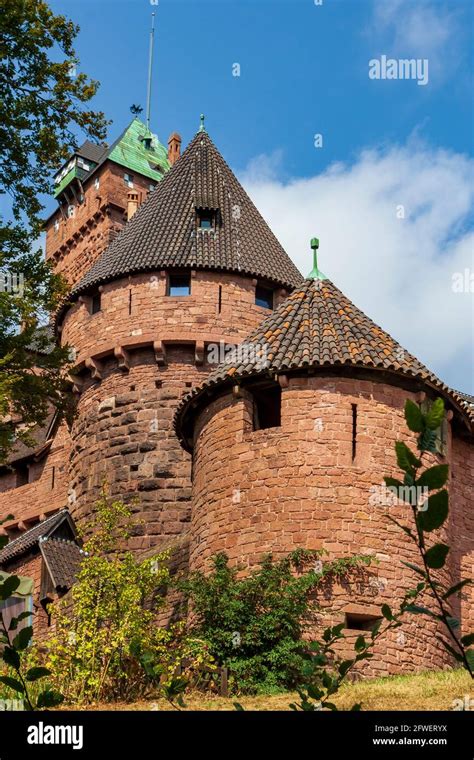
[107,118,170,182]
[53,118,170,199]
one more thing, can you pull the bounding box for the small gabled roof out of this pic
[0,510,77,564]
[39,537,84,591]
[175,276,474,449]
[68,129,303,299]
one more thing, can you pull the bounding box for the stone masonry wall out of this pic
[45,162,156,286]
[63,270,283,552]
[0,422,70,523]
[190,375,472,677]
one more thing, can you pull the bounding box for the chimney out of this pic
[127,190,139,220]
[167,132,182,166]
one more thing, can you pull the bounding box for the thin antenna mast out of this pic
[146,12,156,131]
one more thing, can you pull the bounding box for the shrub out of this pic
[177,549,372,694]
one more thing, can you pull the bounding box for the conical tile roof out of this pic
[175,277,473,447]
[71,131,302,297]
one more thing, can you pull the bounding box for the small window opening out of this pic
[197,209,215,229]
[94,177,100,191]
[252,384,282,430]
[130,385,136,391]
[351,403,357,461]
[167,273,191,297]
[124,173,134,188]
[67,204,75,219]
[155,380,162,389]
[218,285,222,313]
[255,284,274,310]
[185,381,192,388]
[51,466,55,490]
[345,613,382,631]
[420,399,448,456]
[91,292,101,314]
[54,219,59,233]
[16,463,29,487]
[128,288,132,315]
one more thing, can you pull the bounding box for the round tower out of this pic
[57,128,302,557]
[175,243,474,676]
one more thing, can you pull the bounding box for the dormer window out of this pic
[255,284,274,310]
[197,209,215,230]
[167,273,191,297]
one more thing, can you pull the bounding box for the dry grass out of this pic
[59,668,472,711]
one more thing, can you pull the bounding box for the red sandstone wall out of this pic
[45,162,156,286]
[450,435,474,640]
[60,270,288,365]
[3,553,50,640]
[62,270,284,552]
[0,422,70,523]
[190,375,467,676]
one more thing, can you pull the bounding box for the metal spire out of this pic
[307,237,327,280]
[199,113,206,133]
[145,12,156,132]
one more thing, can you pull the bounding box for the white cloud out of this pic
[369,0,462,81]
[238,141,474,394]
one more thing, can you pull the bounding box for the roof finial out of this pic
[199,113,206,133]
[307,237,327,280]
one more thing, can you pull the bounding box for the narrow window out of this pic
[252,384,282,430]
[54,219,59,233]
[420,399,448,456]
[128,288,132,315]
[255,284,274,310]
[124,173,134,188]
[94,177,100,191]
[351,403,357,461]
[16,463,29,487]
[345,613,382,632]
[167,273,191,297]
[51,466,55,490]
[149,183,156,192]
[91,292,101,314]
[67,204,75,218]
[218,285,222,313]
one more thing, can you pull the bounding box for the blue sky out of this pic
[48,0,472,182]
[47,0,473,393]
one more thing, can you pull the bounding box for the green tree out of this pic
[0,0,107,461]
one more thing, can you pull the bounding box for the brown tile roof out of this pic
[69,130,303,298]
[39,537,84,591]
[175,277,474,448]
[1,409,58,467]
[0,510,76,564]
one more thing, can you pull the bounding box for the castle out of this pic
[0,117,472,676]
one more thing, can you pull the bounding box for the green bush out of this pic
[177,549,371,694]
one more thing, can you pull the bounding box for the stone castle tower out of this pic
[0,119,472,677]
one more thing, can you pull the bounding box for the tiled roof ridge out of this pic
[0,509,71,563]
